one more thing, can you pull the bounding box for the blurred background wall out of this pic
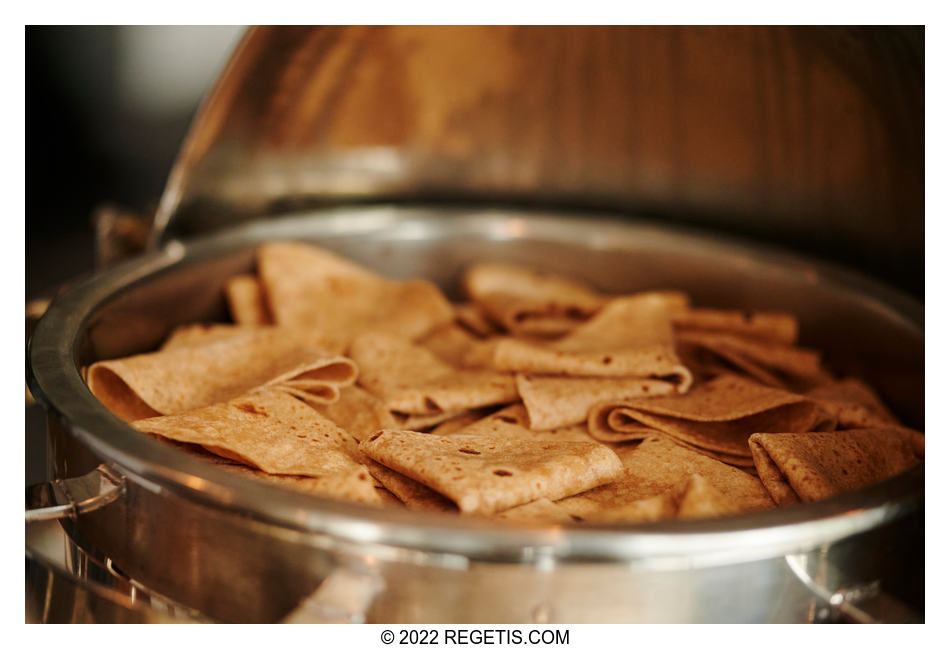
[26,25,245,298]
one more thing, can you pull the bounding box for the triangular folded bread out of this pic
[257,241,454,342]
[364,459,458,512]
[88,328,358,421]
[453,303,500,338]
[473,294,693,390]
[359,430,623,515]
[310,385,398,442]
[222,462,388,506]
[675,330,828,390]
[133,388,363,477]
[673,308,798,345]
[419,322,493,368]
[428,410,488,436]
[557,436,774,522]
[516,374,675,430]
[160,324,347,356]
[805,378,899,429]
[161,324,260,350]
[462,262,607,337]
[748,427,924,505]
[150,436,388,505]
[561,491,680,524]
[676,474,745,519]
[449,404,597,443]
[350,332,518,416]
[586,374,830,462]
[494,499,577,524]
[225,274,273,326]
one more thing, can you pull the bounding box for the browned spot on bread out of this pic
[235,403,267,416]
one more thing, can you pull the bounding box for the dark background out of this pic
[26,26,243,299]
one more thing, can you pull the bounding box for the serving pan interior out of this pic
[28,205,924,568]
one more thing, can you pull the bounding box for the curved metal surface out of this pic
[152,26,923,294]
[25,464,124,523]
[28,206,924,572]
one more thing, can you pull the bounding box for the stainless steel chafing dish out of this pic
[26,26,923,623]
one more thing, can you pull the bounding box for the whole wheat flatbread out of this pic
[806,378,899,429]
[494,499,577,524]
[462,262,607,337]
[557,436,773,522]
[88,328,358,421]
[587,374,829,461]
[675,330,828,390]
[160,323,348,356]
[359,430,623,515]
[674,309,798,345]
[428,410,490,436]
[365,459,458,512]
[350,332,518,416]
[226,275,273,326]
[474,294,693,390]
[676,474,745,519]
[222,462,388,505]
[517,374,675,430]
[310,385,398,442]
[257,241,453,342]
[449,404,597,443]
[154,434,392,505]
[559,490,680,524]
[453,303,500,338]
[749,427,924,505]
[134,388,362,477]
[419,322,494,368]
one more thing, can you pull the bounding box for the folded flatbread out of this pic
[494,499,577,524]
[560,491,680,524]
[310,385,398,442]
[257,242,454,342]
[160,323,256,350]
[154,436,391,505]
[359,430,623,515]
[557,436,774,522]
[365,459,458,512]
[350,332,518,416]
[160,323,348,357]
[676,474,745,519]
[517,374,675,430]
[419,322,492,368]
[222,462,389,505]
[749,427,924,505]
[134,388,363,477]
[453,303,500,338]
[587,374,830,462]
[806,378,899,429]
[674,309,798,345]
[87,328,358,421]
[449,404,596,443]
[226,275,273,326]
[428,410,490,436]
[473,294,692,390]
[675,330,828,390]
[462,262,607,337]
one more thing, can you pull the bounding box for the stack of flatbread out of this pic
[83,242,924,523]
